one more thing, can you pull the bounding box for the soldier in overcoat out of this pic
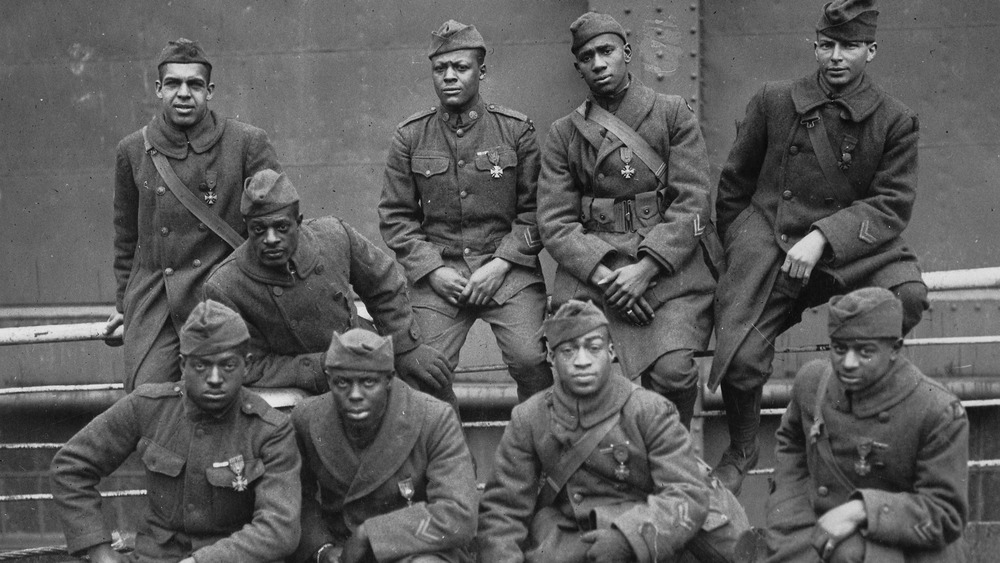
[379,20,552,404]
[204,169,451,396]
[710,0,928,493]
[537,12,720,427]
[51,300,301,563]
[478,300,751,563]
[108,38,282,391]
[291,329,478,563]
[766,288,968,562]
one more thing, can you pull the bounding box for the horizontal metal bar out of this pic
[923,267,1000,291]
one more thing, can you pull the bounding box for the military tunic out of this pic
[711,72,922,390]
[51,384,301,562]
[204,217,422,394]
[291,378,478,563]
[537,78,717,376]
[766,358,968,562]
[114,111,281,391]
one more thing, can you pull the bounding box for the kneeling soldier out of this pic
[292,329,478,563]
[51,300,301,563]
[766,288,968,562]
[478,300,750,563]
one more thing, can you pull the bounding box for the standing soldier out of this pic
[52,300,301,563]
[710,0,927,494]
[108,38,282,391]
[766,288,967,561]
[538,12,721,427]
[379,20,553,406]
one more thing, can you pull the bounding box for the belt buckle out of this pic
[622,199,635,232]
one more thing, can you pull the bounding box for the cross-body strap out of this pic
[800,109,854,194]
[141,126,245,250]
[577,101,667,187]
[810,368,858,492]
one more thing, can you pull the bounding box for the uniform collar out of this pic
[183,386,243,422]
[234,222,320,287]
[551,371,633,430]
[791,71,883,123]
[436,97,485,131]
[827,357,921,418]
[145,110,227,159]
[585,75,655,130]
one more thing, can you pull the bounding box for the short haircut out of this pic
[158,62,212,84]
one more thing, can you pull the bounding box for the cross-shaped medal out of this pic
[204,191,218,206]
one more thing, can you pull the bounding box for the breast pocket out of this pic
[140,439,185,520]
[411,152,451,201]
[474,147,518,197]
[205,458,266,529]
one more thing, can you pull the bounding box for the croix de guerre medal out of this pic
[619,147,636,179]
[229,454,248,491]
[203,190,218,206]
[612,444,631,481]
[854,441,872,476]
[397,477,415,507]
[488,150,503,179]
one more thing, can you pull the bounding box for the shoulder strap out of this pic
[580,102,667,187]
[800,110,854,194]
[141,126,245,250]
[810,368,857,492]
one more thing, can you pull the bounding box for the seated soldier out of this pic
[51,300,301,563]
[204,169,451,399]
[766,288,968,562]
[478,300,750,563]
[291,328,478,563]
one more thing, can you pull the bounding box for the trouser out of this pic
[641,348,700,429]
[125,314,182,393]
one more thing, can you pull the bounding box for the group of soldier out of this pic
[48,0,971,561]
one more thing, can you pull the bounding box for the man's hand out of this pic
[812,499,867,560]
[461,258,512,306]
[781,230,827,282]
[86,543,124,563]
[581,529,634,563]
[427,267,468,306]
[594,258,660,325]
[395,344,452,391]
[104,311,125,347]
[340,524,373,563]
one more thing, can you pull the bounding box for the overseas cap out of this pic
[817,0,878,42]
[241,169,299,218]
[324,329,395,373]
[543,300,609,348]
[180,299,250,356]
[828,287,902,340]
[429,20,486,59]
[157,38,212,72]
[569,12,628,55]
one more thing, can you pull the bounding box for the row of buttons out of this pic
[163,260,203,276]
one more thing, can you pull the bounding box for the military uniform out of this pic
[766,358,968,562]
[114,111,281,391]
[204,217,422,394]
[291,378,478,562]
[379,98,551,401]
[51,383,301,562]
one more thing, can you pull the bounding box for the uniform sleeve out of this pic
[112,141,139,313]
[477,406,541,562]
[855,401,968,551]
[291,409,337,563]
[611,399,709,563]
[242,128,282,181]
[716,87,768,240]
[637,98,713,274]
[365,405,478,560]
[494,121,544,267]
[50,396,143,555]
[379,127,447,283]
[538,123,617,283]
[192,417,302,563]
[811,111,918,266]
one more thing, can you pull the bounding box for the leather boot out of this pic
[712,382,763,495]
[663,385,699,430]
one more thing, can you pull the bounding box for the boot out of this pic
[712,382,763,495]
[663,385,699,430]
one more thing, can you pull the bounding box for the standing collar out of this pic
[827,357,921,418]
[436,97,486,131]
[551,371,634,430]
[235,222,320,287]
[585,75,655,130]
[183,386,243,422]
[791,71,883,122]
[145,110,227,159]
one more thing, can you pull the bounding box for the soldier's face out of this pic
[156,63,214,130]
[431,49,485,113]
[245,206,302,270]
[830,337,900,391]
[181,348,247,415]
[574,34,631,97]
[814,34,876,93]
[549,328,616,398]
[328,369,392,433]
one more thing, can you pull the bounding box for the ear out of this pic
[573,61,582,76]
[206,82,215,101]
[545,347,555,365]
[297,213,305,225]
[608,342,617,362]
[622,43,632,64]
[479,64,487,80]
[155,80,164,99]
[865,42,878,63]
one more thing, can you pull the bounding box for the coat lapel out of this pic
[591,79,656,171]
[791,72,883,123]
[309,394,361,488]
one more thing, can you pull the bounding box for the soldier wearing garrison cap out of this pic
[291,328,478,563]
[205,169,450,396]
[709,0,928,494]
[766,288,968,562]
[380,19,553,407]
[479,300,753,563]
[52,300,301,562]
[108,37,282,393]
[538,11,721,430]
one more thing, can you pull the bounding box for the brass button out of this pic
[187,503,196,512]
[878,411,890,423]
[315,264,325,274]
[193,259,202,267]
[572,493,583,503]
[780,234,788,242]
[424,170,432,177]
[195,428,205,438]
[301,358,312,367]
[164,268,175,276]
[456,129,464,137]
[460,190,468,198]
[198,223,207,232]
[817,486,829,496]
[272,286,284,296]
[599,214,607,221]
[782,190,793,200]
[160,227,169,236]
[156,186,166,195]
[598,173,606,180]
[173,385,181,393]
[789,145,799,155]
[463,248,471,255]
[881,506,890,514]
[458,160,465,167]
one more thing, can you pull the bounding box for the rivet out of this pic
[625,28,632,36]
[657,73,665,81]
[690,50,698,57]
[690,3,697,10]
[690,27,697,34]
[689,95,698,102]
[951,304,958,311]
[690,73,698,79]
[656,6,663,12]
[656,29,663,36]
[657,51,664,59]
[624,8,631,14]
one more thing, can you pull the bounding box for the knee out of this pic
[892,281,928,335]
[829,532,866,563]
[647,349,698,393]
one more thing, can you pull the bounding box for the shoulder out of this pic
[305,216,349,236]
[291,394,327,431]
[223,118,269,139]
[204,253,239,285]
[907,364,965,422]
[791,359,831,402]
[397,107,437,129]
[133,382,185,400]
[486,102,536,134]
[239,390,290,428]
[869,84,919,131]
[508,390,549,430]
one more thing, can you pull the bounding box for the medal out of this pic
[619,147,636,179]
[397,477,415,507]
[612,443,630,481]
[203,190,218,206]
[839,135,858,171]
[854,441,872,476]
[488,150,503,179]
[229,454,248,492]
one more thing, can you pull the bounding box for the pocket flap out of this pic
[411,155,450,178]
[205,458,265,488]
[141,441,185,477]
[635,191,659,220]
[589,198,616,225]
[474,148,518,171]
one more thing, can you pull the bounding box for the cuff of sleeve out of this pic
[411,256,447,285]
[365,505,432,562]
[857,489,903,544]
[391,323,421,355]
[66,530,113,557]
[636,248,674,276]
[812,216,864,267]
[612,508,661,563]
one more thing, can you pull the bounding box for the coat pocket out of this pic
[140,439,185,520]
[474,147,518,173]
[411,154,450,178]
[205,457,265,528]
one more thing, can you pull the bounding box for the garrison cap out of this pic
[429,20,486,59]
[828,287,902,340]
[241,169,299,218]
[569,12,628,55]
[817,0,878,42]
[157,38,212,72]
[543,300,609,348]
[324,329,395,373]
[180,299,250,356]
